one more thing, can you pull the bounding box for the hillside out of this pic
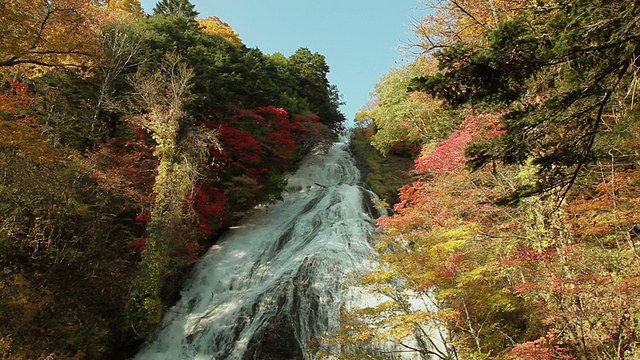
[333,1,640,359]
[0,1,343,358]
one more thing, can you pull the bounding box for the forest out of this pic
[0,0,343,358]
[338,0,640,359]
[2,0,640,359]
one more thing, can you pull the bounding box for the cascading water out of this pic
[134,133,387,360]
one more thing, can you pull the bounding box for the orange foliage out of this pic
[414,0,531,52]
[567,166,640,251]
[0,0,101,71]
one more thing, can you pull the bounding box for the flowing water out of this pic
[134,133,387,359]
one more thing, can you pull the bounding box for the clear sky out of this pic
[138,0,423,123]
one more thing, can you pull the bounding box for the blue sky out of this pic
[139,0,423,123]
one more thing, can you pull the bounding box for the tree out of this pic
[0,0,340,355]
[153,0,198,21]
[139,13,246,115]
[125,53,220,337]
[103,0,144,16]
[288,48,345,130]
[0,0,98,70]
[197,16,242,46]
[329,115,532,359]
[414,0,529,53]
[0,1,143,148]
[202,104,310,216]
[367,59,451,155]
[330,2,640,359]
[416,0,640,201]
[136,15,344,130]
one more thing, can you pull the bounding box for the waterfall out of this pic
[134,133,388,359]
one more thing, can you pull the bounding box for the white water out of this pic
[134,134,387,360]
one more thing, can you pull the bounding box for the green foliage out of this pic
[349,123,415,208]
[153,0,199,21]
[137,15,344,130]
[32,69,106,149]
[369,60,454,154]
[288,48,345,130]
[418,20,541,107]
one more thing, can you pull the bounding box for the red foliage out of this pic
[508,330,574,360]
[391,180,432,214]
[388,140,422,157]
[291,111,321,129]
[86,126,157,207]
[0,78,33,119]
[206,104,299,178]
[194,104,327,234]
[135,212,150,223]
[129,237,146,252]
[192,183,227,234]
[184,240,199,258]
[512,245,556,262]
[257,105,297,163]
[204,104,326,184]
[415,114,504,174]
[213,124,265,176]
[290,111,325,150]
[415,127,473,173]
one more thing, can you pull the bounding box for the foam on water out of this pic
[134,134,389,359]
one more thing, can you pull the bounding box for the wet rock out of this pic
[243,315,304,360]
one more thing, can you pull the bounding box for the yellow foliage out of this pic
[414,0,531,52]
[197,16,243,46]
[104,0,144,17]
[0,271,53,358]
[0,0,100,72]
[0,120,60,164]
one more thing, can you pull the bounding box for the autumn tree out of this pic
[339,2,640,359]
[88,18,146,140]
[414,0,529,53]
[103,0,144,16]
[0,76,143,358]
[0,0,99,70]
[0,0,343,355]
[0,0,142,148]
[197,16,242,46]
[125,53,220,337]
[328,114,533,359]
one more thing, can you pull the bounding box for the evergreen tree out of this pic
[416,0,640,202]
[288,48,345,130]
[153,0,199,21]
